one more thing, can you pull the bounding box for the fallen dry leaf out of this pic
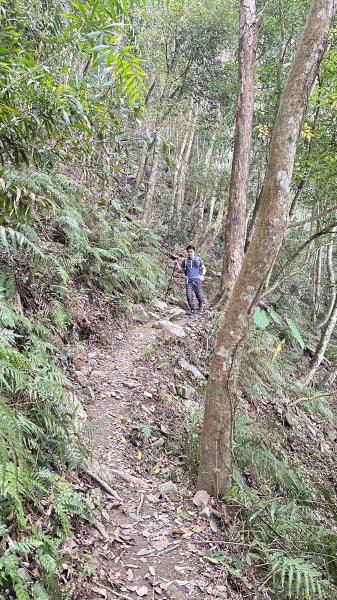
[92,586,107,598]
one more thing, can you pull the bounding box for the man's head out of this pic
[186,244,196,259]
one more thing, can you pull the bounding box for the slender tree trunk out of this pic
[197,0,335,495]
[170,123,190,219]
[133,140,152,200]
[207,190,217,229]
[176,111,197,225]
[220,0,258,303]
[312,245,323,321]
[303,294,337,385]
[143,132,162,224]
[319,227,337,328]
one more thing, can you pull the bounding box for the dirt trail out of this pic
[75,313,236,600]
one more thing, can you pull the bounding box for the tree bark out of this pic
[319,227,337,328]
[176,111,197,225]
[170,120,190,220]
[207,190,217,229]
[220,0,258,304]
[303,293,337,385]
[143,132,162,224]
[133,139,153,200]
[197,0,335,495]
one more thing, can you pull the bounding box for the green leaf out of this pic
[267,307,282,325]
[285,318,305,349]
[89,44,110,53]
[253,307,270,329]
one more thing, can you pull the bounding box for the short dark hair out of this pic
[186,244,195,251]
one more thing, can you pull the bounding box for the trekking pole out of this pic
[164,262,177,300]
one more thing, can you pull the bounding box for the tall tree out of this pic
[220,0,258,304]
[197,0,336,495]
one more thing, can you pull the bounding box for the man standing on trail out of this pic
[176,245,206,316]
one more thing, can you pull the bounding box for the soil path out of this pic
[76,314,232,600]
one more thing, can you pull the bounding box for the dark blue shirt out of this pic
[182,257,204,280]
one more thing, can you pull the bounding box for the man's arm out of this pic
[200,260,206,276]
[176,258,184,273]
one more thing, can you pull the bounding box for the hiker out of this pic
[176,245,206,315]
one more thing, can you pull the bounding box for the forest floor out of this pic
[69,303,245,600]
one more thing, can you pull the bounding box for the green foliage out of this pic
[234,416,314,502]
[253,306,305,351]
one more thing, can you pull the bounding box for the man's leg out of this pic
[186,281,196,312]
[193,280,204,310]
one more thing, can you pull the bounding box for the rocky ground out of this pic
[68,302,247,600]
[62,288,337,600]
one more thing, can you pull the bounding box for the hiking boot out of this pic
[198,304,203,313]
[190,310,197,319]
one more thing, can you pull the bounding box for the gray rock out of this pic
[285,410,297,428]
[193,490,210,509]
[167,307,186,321]
[158,481,177,497]
[175,385,193,399]
[179,358,205,380]
[144,391,153,398]
[153,299,168,311]
[82,386,95,402]
[74,371,90,387]
[152,320,185,338]
[133,311,150,324]
[123,380,139,389]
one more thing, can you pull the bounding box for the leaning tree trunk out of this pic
[220,0,258,304]
[197,0,335,495]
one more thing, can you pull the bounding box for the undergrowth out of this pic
[0,168,164,596]
[177,312,337,599]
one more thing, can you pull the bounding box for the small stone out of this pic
[169,383,176,395]
[193,490,210,509]
[179,358,205,380]
[74,371,90,387]
[88,351,98,359]
[82,386,95,402]
[144,391,153,399]
[153,299,168,311]
[285,410,297,427]
[133,311,150,324]
[175,385,193,399]
[167,307,186,321]
[123,380,139,389]
[116,333,124,340]
[152,320,185,338]
[158,481,177,497]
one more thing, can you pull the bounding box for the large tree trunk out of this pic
[197,0,335,495]
[220,0,258,304]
